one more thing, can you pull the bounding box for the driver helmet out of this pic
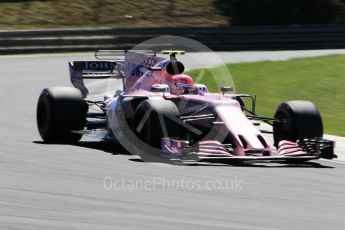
[170,74,194,95]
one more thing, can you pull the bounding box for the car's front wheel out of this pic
[273,100,323,148]
[133,99,180,148]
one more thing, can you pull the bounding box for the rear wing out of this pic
[70,61,119,79]
[69,50,161,98]
[69,60,123,98]
[95,50,155,60]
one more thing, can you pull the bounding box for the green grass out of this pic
[186,54,345,136]
[0,0,228,29]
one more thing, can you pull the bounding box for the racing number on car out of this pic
[144,56,156,67]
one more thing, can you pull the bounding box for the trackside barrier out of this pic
[1,25,345,54]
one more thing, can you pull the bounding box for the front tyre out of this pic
[36,87,87,143]
[273,100,323,148]
[133,99,180,148]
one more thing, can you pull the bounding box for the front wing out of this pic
[161,138,335,164]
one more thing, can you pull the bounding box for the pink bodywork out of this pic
[108,51,308,159]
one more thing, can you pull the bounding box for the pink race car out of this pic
[36,50,336,164]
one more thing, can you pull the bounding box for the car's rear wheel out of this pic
[37,87,87,143]
[133,99,180,148]
[273,100,323,148]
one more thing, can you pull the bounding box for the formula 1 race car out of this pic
[36,50,336,164]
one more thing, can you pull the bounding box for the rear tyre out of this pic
[273,100,323,148]
[36,87,87,143]
[133,99,180,148]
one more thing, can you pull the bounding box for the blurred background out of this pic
[1,0,345,29]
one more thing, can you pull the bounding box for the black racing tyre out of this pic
[36,87,87,143]
[133,99,180,148]
[273,100,323,148]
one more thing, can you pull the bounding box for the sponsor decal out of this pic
[82,61,116,70]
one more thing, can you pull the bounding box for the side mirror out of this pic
[220,86,233,94]
[151,84,170,93]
